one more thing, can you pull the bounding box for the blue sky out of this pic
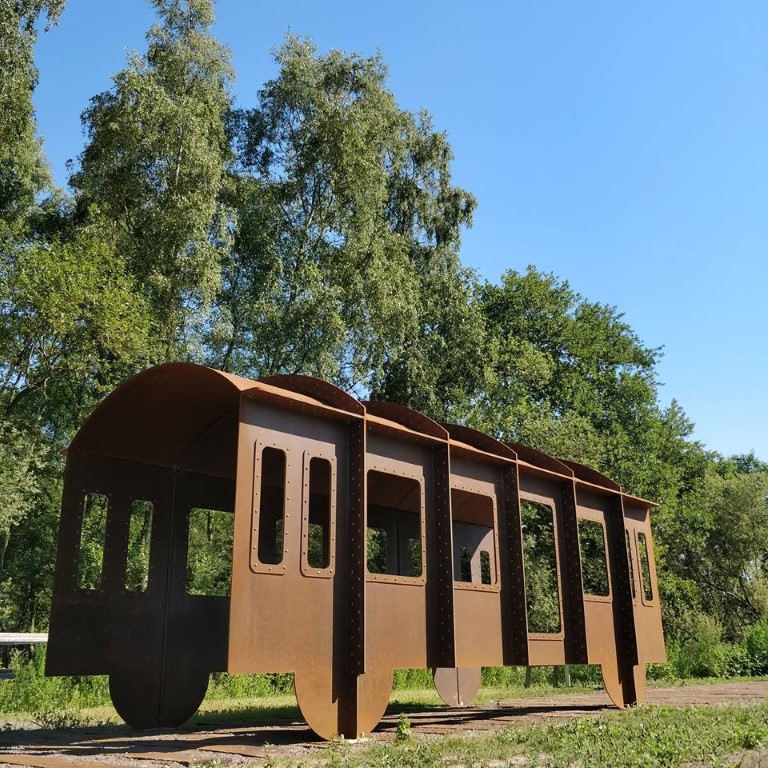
[32,1,768,460]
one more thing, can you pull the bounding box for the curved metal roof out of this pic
[69,362,248,476]
[505,441,574,477]
[559,458,622,492]
[259,374,364,416]
[68,362,652,503]
[442,423,517,461]
[363,401,448,440]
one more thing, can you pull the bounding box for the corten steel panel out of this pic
[227,396,380,739]
[500,463,530,666]
[507,442,574,478]
[449,456,503,668]
[348,419,367,677]
[152,471,233,722]
[559,480,589,664]
[363,401,455,714]
[518,471,568,667]
[47,454,234,727]
[365,430,430,672]
[262,374,366,416]
[443,425,526,669]
[603,493,642,707]
[47,455,172,678]
[365,401,448,441]
[47,362,666,739]
[443,423,517,462]
[228,401,350,671]
[574,489,626,707]
[111,469,234,729]
[624,501,666,665]
[562,459,622,492]
[429,442,456,670]
[68,363,248,475]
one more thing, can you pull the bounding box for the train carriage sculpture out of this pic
[46,362,665,739]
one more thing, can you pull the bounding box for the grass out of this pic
[193,693,301,725]
[301,701,768,768]
[3,676,768,766]
[4,651,768,766]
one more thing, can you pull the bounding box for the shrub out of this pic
[392,669,432,689]
[723,643,751,678]
[395,712,412,743]
[481,666,524,687]
[0,646,110,714]
[745,621,768,675]
[206,672,294,699]
[673,616,728,678]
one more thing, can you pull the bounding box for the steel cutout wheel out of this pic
[108,667,209,729]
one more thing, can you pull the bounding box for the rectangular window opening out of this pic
[257,447,287,566]
[125,500,153,592]
[459,546,472,582]
[625,529,636,599]
[521,500,562,634]
[186,507,233,597]
[451,489,497,586]
[637,531,654,602]
[367,527,389,574]
[480,551,492,585]
[577,518,610,597]
[77,493,109,591]
[366,471,422,578]
[306,457,332,570]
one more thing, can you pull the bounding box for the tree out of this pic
[207,36,478,406]
[0,221,152,436]
[472,267,695,488]
[0,422,40,572]
[0,219,152,630]
[71,0,234,353]
[0,0,64,234]
[659,463,768,641]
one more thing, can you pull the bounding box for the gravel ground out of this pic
[1,681,768,767]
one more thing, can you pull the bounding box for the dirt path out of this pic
[1,681,767,767]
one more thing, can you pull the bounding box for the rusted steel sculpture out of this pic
[46,363,665,739]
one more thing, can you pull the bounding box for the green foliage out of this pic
[72,0,234,351]
[0,646,110,714]
[671,615,728,678]
[395,712,412,743]
[0,0,64,229]
[521,501,561,634]
[392,668,433,689]
[0,468,60,631]
[475,267,658,434]
[0,422,40,546]
[366,528,388,575]
[0,222,153,433]
[578,518,609,596]
[186,507,234,596]
[659,464,768,640]
[210,35,480,416]
[207,671,294,699]
[723,641,752,678]
[746,621,768,675]
[76,493,108,591]
[511,703,768,768]
[125,500,153,592]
